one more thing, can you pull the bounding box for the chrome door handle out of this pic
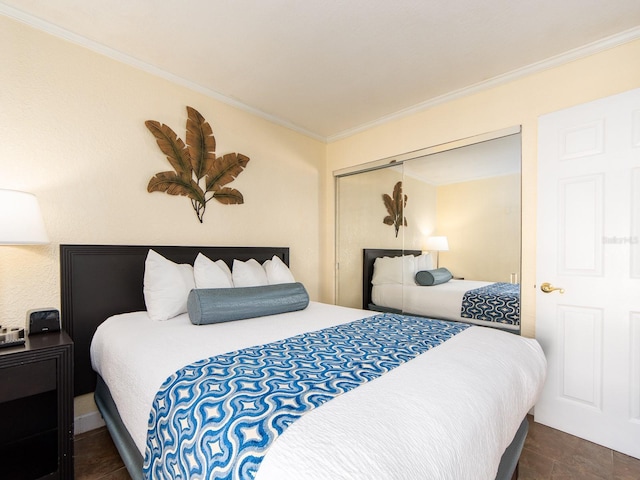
[540,282,565,294]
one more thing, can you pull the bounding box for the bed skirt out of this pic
[94,376,144,480]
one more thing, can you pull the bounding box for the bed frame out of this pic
[60,244,289,397]
[60,244,525,480]
[362,248,421,310]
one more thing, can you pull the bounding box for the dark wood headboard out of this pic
[362,248,422,310]
[60,244,289,396]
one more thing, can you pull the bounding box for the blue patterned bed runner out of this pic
[143,313,469,479]
[460,282,520,326]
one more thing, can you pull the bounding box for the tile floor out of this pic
[74,415,640,479]
[518,416,640,479]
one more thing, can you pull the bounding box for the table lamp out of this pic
[0,189,49,346]
[424,235,449,268]
[0,189,49,245]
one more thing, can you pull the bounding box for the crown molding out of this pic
[3,3,639,145]
[327,25,640,143]
[0,3,326,143]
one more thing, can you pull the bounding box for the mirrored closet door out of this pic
[335,127,522,318]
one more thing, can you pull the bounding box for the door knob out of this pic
[540,282,565,294]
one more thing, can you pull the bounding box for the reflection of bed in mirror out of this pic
[63,245,541,479]
[363,248,520,332]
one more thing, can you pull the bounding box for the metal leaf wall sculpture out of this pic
[146,106,249,223]
[382,181,408,237]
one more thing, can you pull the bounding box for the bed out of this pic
[363,248,521,332]
[61,244,545,480]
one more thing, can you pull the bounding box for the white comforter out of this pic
[91,301,546,480]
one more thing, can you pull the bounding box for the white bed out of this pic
[91,301,545,480]
[61,244,543,480]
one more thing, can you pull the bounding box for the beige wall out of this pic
[437,173,521,282]
[0,15,326,332]
[325,38,640,337]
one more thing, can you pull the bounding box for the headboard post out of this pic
[61,244,289,396]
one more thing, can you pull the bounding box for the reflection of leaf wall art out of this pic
[145,106,249,223]
[382,181,408,237]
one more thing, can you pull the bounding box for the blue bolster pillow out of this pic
[415,268,453,286]
[187,282,309,325]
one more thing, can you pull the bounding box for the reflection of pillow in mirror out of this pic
[372,255,417,285]
[415,267,453,286]
[143,249,195,321]
[233,258,269,287]
[401,255,417,284]
[416,253,433,271]
[194,253,233,288]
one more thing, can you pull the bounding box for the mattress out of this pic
[91,301,545,479]
[372,280,520,330]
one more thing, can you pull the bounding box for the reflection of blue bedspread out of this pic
[461,282,520,326]
[143,314,469,480]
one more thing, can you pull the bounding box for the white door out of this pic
[535,87,640,459]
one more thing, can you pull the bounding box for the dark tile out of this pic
[99,466,133,480]
[518,447,553,480]
[524,419,581,463]
[75,427,127,479]
[556,438,613,479]
[550,460,610,480]
[521,417,640,480]
[613,450,640,480]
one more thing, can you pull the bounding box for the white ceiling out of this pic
[403,133,521,185]
[2,1,640,141]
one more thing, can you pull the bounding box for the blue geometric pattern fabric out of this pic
[460,282,520,326]
[143,313,469,480]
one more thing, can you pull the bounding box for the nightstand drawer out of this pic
[0,358,56,403]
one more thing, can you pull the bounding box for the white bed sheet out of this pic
[372,280,520,330]
[91,301,545,479]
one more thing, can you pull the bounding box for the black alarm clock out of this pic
[27,308,61,335]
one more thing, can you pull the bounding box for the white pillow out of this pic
[232,258,269,287]
[371,255,417,285]
[402,255,418,284]
[143,249,195,321]
[263,255,295,284]
[194,253,233,288]
[416,253,434,271]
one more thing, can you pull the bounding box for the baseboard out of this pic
[74,410,105,435]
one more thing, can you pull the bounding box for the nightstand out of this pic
[0,331,73,479]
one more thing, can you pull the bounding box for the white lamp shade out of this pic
[0,189,49,244]
[424,236,449,252]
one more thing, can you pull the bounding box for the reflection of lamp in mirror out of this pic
[424,236,449,268]
[0,189,49,244]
